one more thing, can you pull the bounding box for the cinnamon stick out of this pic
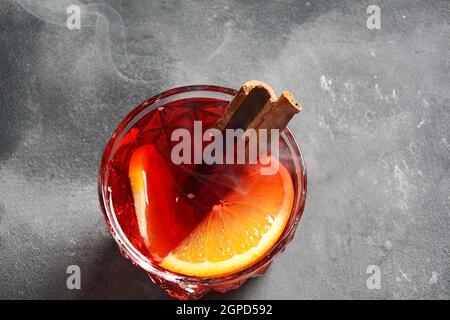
[181,81,301,202]
[255,90,302,130]
[216,80,276,131]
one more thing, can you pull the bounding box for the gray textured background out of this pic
[0,0,449,299]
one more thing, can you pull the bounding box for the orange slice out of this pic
[128,145,198,260]
[160,155,294,277]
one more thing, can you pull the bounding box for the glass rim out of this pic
[98,84,307,286]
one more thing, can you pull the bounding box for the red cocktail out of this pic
[98,85,306,299]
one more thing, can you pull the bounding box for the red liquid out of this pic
[106,97,296,264]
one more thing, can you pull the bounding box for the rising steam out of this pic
[17,0,147,82]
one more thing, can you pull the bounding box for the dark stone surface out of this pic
[0,0,449,299]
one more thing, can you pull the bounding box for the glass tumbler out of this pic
[98,85,307,299]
